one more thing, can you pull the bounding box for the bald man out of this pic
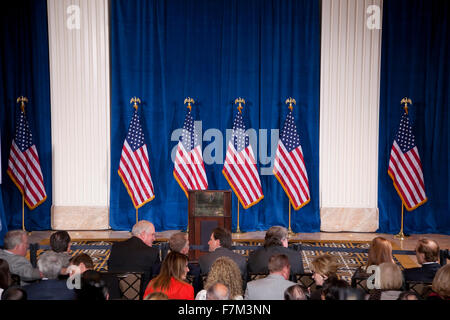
[108,220,160,293]
[404,238,441,283]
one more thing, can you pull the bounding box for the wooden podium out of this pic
[188,190,231,261]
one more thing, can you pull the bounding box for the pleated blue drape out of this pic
[378,0,450,234]
[109,0,321,232]
[0,0,52,233]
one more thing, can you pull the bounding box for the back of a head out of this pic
[322,278,349,300]
[153,251,188,290]
[397,291,420,300]
[379,262,403,290]
[38,251,64,279]
[69,253,94,269]
[131,220,152,237]
[3,230,27,250]
[432,264,450,299]
[169,232,188,253]
[417,238,440,263]
[212,228,232,249]
[367,237,393,266]
[145,291,169,300]
[1,287,27,300]
[77,270,109,300]
[311,254,339,278]
[268,254,290,273]
[206,282,230,300]
[264,226,287,248]
[205,257,243,298]
[284,284,307,300]
[50,231,71,253]
[0,258,12,289]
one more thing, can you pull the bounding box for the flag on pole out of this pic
[7,107,47,209]
[222,111,263,209]
[273,110,310,210]
[173,110,208,197]
[118,109,155,209]
[388,110,427,211]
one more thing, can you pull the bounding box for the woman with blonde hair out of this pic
[309,254,339,300]
[367,262,404,300]
[195,256,243,300]
[144,251,194,300]
[428,264,450,300]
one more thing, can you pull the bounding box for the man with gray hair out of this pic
[206,282,230,300]
[247,226,303,276]
[0,230,41,284]
[23,251,77,300]
[107,220,160,293]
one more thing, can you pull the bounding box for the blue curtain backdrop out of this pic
[110,0,321,232]
[0,0,52,233]
[378,0,450,234]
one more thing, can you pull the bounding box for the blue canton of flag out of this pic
[232,112,249,153]
[280,111,301,152]
[126,111,145,152]
[396,113,416,153]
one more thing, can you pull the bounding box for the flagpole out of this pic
[235,198,242,234]
[136,208,138,224]
[394,203,408,240]
[288,202,295,237]
[22,194,25,232]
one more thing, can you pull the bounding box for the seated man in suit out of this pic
[107,220,160,292]
[24,251,76,300]
[247,226,303,277]
[167,232,202,294]
[404,238,441,283]
[244,254,297,300]
[0,230,42,285]
[199,227,247,279]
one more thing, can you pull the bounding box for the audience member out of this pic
[166,232,202,294]
[24,251,76,300]
[0,258,13,297]
[0,230,41,284]
[196,256,243,300]
[366,236,395,268]
[427,264,450,300]
[284,284,307,300]
[199,228,247,279]
[143,251,194,300]
[76,270,109,300]
[404,238,441,283]
[247,226,303,276]
[144,291,169,300]
[309,254,339,300]
[1,287,27,300]
[68,253,121,299]
[367,262,404,300]
[44,230,72,274]
[321,277,349,300]
[206,282,230,300]
[245,254,296,300]
[108,220,160,290]
[397,291,420,300]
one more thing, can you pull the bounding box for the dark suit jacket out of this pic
[107,236,160,292]
[199,247,247,278]
[247,245,304,276]
[24,279,77,300]
[403,262,441,283]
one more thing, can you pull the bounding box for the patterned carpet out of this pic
[37,240,407,283]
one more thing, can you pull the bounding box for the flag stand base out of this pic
[394,204,409,240]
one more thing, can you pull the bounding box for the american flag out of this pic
[222,112,263,209]
[273,111,310,210]
[173,110,208,197]
[388,111,427,211]
[118,109,155,208]
[7,108,47,209]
